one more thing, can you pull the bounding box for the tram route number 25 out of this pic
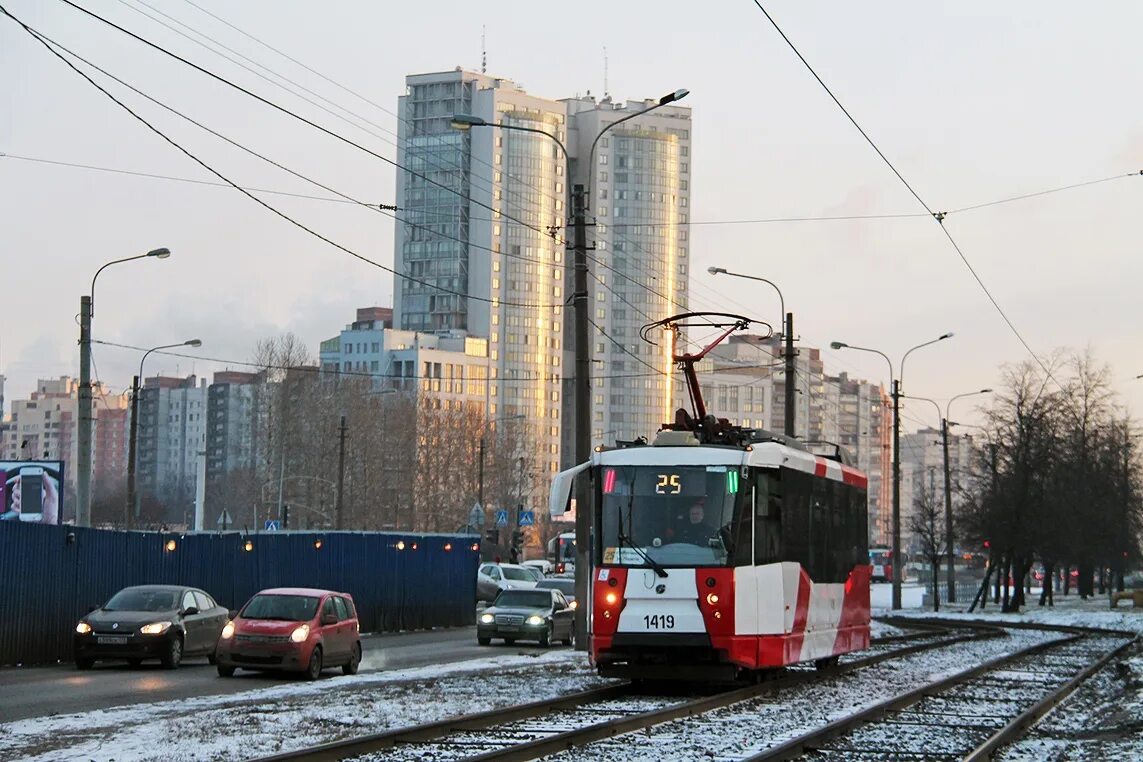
[655,474,681,494]
[643,614,676,630]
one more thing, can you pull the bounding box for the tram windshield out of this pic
[597,465,747,568]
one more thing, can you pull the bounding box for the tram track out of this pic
[256,622,993,762]
[743,624,1137,761]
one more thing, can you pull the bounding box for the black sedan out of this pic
[74,585,229,669]
[477,588,575,647]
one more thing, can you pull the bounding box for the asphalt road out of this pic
[0,626,539,722]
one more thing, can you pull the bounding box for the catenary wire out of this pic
[1,10,562,312]
[746,0,1070,387]
[122,0,564,229]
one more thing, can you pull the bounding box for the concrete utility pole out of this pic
[941,417,954,602]
[335,414,347,530]
[77,295,93,527]
[891,379,902,609]
[571,182,591,650]
[125,374,140,529]
[784,312,795,437]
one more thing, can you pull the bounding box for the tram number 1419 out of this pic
[643,614,676,630]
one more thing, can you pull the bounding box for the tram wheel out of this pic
[814,655,840,671]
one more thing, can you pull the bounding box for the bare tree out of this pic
[910,472,946,611]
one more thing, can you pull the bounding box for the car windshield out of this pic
[241,594,320,622]
[501,567,534,581]
[494,590,552,608]
[535,579,575,595]
[104,589,179,612]
[520,567,544,581]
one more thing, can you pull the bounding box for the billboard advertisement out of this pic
[1,460,64,524]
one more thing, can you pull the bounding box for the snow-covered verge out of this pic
[3,596,1134,762]
[889,593,1142,762]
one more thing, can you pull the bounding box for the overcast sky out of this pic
[2,0,1141,434]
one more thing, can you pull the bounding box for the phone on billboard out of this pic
[20,466,44,521]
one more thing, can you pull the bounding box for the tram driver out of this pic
[671,498,719,546]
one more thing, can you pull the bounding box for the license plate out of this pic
[98,636,128,645]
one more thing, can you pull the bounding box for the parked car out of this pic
[215,587,361,680]
[73,584,229,670]
[476,562,540,602]
[534,577,577,607]
[521,559,554,575]
[477,588,575,647]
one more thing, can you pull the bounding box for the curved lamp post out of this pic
[78,247,170,527]
[126,338,202,528]
[830,333,953,608]
[708,266,793,436]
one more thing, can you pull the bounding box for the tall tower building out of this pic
[565,96,692,449]
[394,70,692,476]
[395,69,569,480]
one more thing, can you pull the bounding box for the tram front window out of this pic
[598,465,745,568]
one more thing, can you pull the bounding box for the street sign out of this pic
[264,519,280,531]
[495,510,509,527]
[216,509,232,530]
[469,501,485,527]
[518,511,535,526]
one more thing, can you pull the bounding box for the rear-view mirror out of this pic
[182,606,199,617]
[320,614,338,626]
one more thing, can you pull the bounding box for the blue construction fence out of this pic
[0,521,480,666]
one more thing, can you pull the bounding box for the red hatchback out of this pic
[215,588,361,679]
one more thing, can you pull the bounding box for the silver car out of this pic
[476,563,539,602]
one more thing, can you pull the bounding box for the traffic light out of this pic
[485,528,498,543]
[282,504,289,530]
[511,529,523,547]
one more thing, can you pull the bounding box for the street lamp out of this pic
[126,338,202,529]
[453,88,688,650]
[830,333,954,609]
[941,388,991,602]
[708,266,793,436]
[78,247,171,527]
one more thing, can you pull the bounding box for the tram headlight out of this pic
[605,592,618,605]
[705,593,719,606]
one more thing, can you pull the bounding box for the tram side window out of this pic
[781,469,813,575]
[754,471,782,564]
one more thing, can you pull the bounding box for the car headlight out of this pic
[289,624,310,643]
[569,600,578,609]
[480,613,495,624]
[75,622,92,635]
[526,615,546,626]
[220,621,235,640]
[140,621,172,635]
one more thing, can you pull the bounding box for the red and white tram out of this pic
[550,313,871,681]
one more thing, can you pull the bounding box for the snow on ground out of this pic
[0,650,613,762]
[551,629,1064,762]
[3,588,1137,761]
[888,586,1143,762]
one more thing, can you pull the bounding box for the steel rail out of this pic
[259,625,995,762]
[963,633,1138,761]
[742,625,1137,762]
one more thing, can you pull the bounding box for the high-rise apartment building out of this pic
[565,95,692,447]
[136,375,207,524]
[394,70,691,475]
